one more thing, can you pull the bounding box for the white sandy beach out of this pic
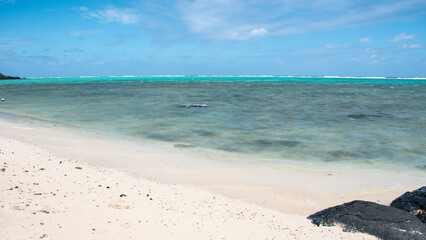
[0,129,381,239]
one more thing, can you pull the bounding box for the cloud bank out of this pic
[177,0,426,40]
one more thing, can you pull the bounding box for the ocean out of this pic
[0,76,425,169]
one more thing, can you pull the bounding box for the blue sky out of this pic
[1,0,426,77]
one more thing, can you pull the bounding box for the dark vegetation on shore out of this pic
[0,73,22,80]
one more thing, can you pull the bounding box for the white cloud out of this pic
[177,0,260,40]
[399,43,423,49]
[249,28,268,37]
[67,30,102,36]
[0,0,15,4]
[177,0,426,40]
[365,48,376,54]
[65,47,85,53]
[391,33,415,42]
[274,57,285,64]
[0,37,35,48]
[408,44,422,48]
[351,54,386,65]
[78,6,89,11]
[321,43,350,49]
[79,5,140,24]
[359,37,373,43]
[0,0,14,7]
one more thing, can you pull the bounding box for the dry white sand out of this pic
[0,136,378,240]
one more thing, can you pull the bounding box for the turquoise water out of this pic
[0,76,425,168]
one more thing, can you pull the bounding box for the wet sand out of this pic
[0,119,423,216]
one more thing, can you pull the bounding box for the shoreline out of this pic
[0,118,424,216]
[0,133,379,239]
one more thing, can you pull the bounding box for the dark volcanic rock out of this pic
[308,200,426,240]
[391,186,426,224]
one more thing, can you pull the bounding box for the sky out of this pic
[1,0,426,77]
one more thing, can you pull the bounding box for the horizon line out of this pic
[21,75,426,80]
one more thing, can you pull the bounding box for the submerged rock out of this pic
[148,134,179,142]
[192,129,216,137]
[327,150,363,159]
[347,114,382,119]
[391,186,426,224]
[416,165,426,170]
[308,200,426,240]
[253,139,300,147]
[177,104,208,108]
[174,143,195,148]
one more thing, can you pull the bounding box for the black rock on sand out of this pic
[391,186,426,224]
[308,200,426,240]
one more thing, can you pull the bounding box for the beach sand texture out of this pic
[0,136,378,239]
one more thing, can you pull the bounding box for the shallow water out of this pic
[0,77,425,168]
